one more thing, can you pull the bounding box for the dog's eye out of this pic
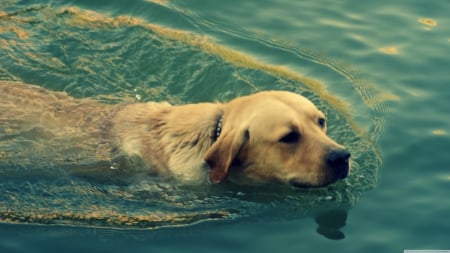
[279,131,300,144]
[318,118,326,128]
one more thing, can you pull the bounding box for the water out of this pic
[0,0,449,252]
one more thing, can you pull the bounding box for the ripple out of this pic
[418,17,437,28]
[378,46,399,55]
[0,4,383,229]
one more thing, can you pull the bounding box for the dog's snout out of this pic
[326,149,351,179]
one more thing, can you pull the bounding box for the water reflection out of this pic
[314,208,348,240]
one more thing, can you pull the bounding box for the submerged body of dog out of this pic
[0,81,350,187]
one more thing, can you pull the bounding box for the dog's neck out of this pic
[113,102,224,182]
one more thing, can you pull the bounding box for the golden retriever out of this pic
[0,81,350,187]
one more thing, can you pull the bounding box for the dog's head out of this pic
[204,91,350,188]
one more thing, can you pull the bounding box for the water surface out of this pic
[0,0,449,252]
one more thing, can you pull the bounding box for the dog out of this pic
[0,81,350,187]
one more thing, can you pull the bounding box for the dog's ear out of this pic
[204,128,249,184]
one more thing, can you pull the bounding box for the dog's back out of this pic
[0,81,125,175]
[0,81,116,135]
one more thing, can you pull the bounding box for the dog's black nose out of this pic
[326,149,351,179]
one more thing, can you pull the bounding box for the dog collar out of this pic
[213,114,223,142]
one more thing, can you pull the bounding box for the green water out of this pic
[0,0,449,252]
